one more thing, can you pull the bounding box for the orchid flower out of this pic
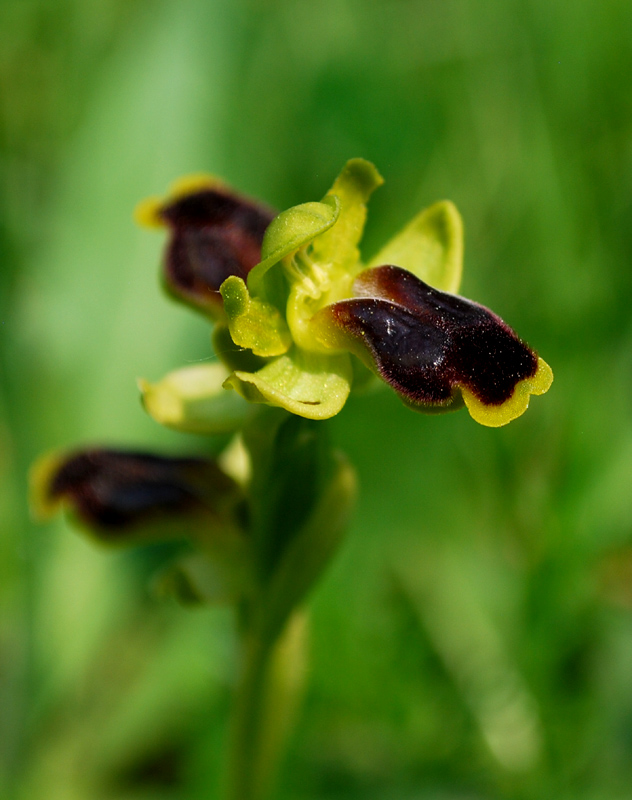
[31,159,553,800]
[137,159,552,429]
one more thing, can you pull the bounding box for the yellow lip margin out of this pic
[133,173,224,229]
[460,357,553,427]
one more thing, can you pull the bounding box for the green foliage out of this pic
[3,1,632,799]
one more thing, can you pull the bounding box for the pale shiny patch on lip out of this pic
[460,357,553,428]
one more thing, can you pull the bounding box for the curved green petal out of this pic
[312,158,383,274]
[224,348,352,420]
[284,160,384,354]
[247,196,340,297]
[220,276,292,357]
[368,200,463,293]
[139,362,252,434]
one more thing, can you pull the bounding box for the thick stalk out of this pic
[225,610,307,800]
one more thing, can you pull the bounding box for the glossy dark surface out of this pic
[161,188,275,313]
[329,266,537,407]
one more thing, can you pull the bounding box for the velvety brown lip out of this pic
[160,188,275,315]
[327,265,538,408]
[49,448,236,532]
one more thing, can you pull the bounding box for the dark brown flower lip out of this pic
[44,448,238,534]
[325,265,539,408]
[141,182,275,316]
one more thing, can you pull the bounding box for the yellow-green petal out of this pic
[369,200,463,293]
[220,275,292,357]
[224,348,352,420]
[312,158,383,273]
[139,363,252,434]
[247,196,340,297]
[284,159,385,354]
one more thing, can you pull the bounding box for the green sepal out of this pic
[368,200,463,293]
[220,276,292,357]
[223,348,352,421]
[312,158,383,275]
[139,363,252,435]
[247,196,340,297]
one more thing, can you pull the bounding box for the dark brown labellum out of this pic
[327,266,538,408]
[48,449,237,534]
[160,188,275,315]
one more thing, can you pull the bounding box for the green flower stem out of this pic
[225,609,307,800]
[226,632,272,800]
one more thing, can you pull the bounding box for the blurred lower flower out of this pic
[30,447,244,543]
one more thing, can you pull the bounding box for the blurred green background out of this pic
[2,0,632,798]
